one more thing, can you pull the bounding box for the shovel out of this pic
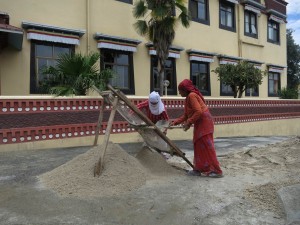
[155,120,183,131]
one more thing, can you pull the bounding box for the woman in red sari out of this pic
[170,79,223,177]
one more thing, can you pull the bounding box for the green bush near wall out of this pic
[278,87,299,99]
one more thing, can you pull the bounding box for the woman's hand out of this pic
[182,122,191,131]
[169,120,177,127]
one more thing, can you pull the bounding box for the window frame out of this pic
[268,72,281,97]
[30,40,74,94]
[219,0,236,32]
[244,10,258,39]
[190,61,211,96]
[220,82,235,96]
[150,56,177,96]
[267,20,280,45]
[245,85,259,96]
[189,0,210,25]
[100,49,135,95]
[115,0,132,4]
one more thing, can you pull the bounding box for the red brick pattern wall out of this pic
[1,98,300,145]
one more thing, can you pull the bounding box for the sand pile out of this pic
[135,146,185,176]
[39,142,182,198]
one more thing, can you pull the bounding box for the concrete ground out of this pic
[0,136,299,225]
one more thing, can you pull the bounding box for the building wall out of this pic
[0,0,287,97]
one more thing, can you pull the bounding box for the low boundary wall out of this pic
[0,97,300,148]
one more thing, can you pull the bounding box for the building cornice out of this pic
[94,33,141,45]
[145,42,184,51]
[22,21,85,37]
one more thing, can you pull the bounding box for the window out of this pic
[268,20,280,44]
[245,86,259,96]
[116,0,132,4]
[219,0,236,32]
[189,0,210,25]
[244,10,257,38]
[268,72,280,96]
[101,49,135,94]
[190,62,210,95]
[220,83,234,96]
[151,57,177,95]
[30,41,73,94]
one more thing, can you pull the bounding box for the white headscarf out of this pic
[149,91,165,115]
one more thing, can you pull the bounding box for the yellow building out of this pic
[0,0,287,98]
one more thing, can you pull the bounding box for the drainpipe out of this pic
[86,0,90,54]
[237,4,242,57]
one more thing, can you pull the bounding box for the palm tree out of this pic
[41,52,114,96]
[133,0,190,95]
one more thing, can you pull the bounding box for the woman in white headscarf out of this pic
[137,91,169,124]
[137,91,170,159]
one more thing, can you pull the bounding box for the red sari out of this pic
[193,110,222,175]
[173,92,222,175]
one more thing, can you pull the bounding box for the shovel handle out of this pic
[167,125,183,129]
[131,125,182,130]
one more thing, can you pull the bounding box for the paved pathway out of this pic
[0,136,299,225]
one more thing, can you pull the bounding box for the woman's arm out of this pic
[161,110,169,121]
[170,114,187,126]
[137,100,148,111]
[186,93,206,125]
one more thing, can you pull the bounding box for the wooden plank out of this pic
[94,97,119,176]
[93,101,105,146]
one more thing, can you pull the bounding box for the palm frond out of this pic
[160,17,176,34]
[49,86,75,96]
[175,0,187,4]
[145,0,155,10]
[152,5,169,19]
[133,20,149,36]
[133,0,148,18]
[178,12,190,28]
[175,1,188,14]
[41,52,101,96]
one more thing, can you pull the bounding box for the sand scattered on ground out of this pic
[219,136,300,215]
[39,136,300,215]
[38,143,183,198]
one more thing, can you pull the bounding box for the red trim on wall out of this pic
[1,98,300,145]
[0,99,103,114]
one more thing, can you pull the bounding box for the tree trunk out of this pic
[231,85,238,98]
[238,85,245,98]
[158,59,165,96]
[238,90,243,98]
[159,70,165,96]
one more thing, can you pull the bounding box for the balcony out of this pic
[240,0,265,10]
[265,0,287,18]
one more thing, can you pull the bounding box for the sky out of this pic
[286,0,300,46]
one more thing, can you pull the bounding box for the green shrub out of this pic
[278,87,298,99]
